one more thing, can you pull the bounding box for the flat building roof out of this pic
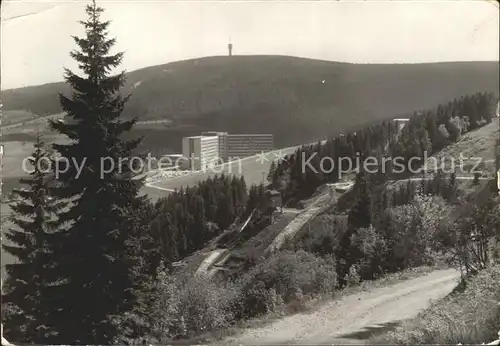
[228,133,273,136]
[162,153,183,158]
[184,135,217,139]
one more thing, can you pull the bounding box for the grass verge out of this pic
[371,265,500,345]
[167,265,443,345]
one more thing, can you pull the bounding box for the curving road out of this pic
[141,146,299,202]
[218,269,460,345]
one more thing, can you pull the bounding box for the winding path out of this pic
[218,269,460,345]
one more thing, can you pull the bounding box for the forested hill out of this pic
[2,56,498,148]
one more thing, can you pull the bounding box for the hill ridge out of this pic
[2,55,498,154]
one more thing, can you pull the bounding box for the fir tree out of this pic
[473,172,481,186]
[48,2,153,343]
[446,172,457,201]
[348,171,372,230]
[2,134,65,343]
[267,161,277,183]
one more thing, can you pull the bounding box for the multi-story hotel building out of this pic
[182,135,220,170]
[182,132,274,170]
[226,134,274,159]
[201,131,229,161]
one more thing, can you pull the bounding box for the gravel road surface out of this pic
[219,269,460,345]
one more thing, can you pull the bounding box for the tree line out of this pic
[149,175,273,265]
[269,91,496,203]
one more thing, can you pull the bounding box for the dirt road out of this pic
[219,269,460,345]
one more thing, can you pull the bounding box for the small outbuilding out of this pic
[265,189,283,212]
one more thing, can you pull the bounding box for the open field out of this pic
[1,112,65,130]
[142,146,299,201]
[1,110,39,127]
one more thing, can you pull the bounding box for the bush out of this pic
[237,250,337,318]
[291,214,347,256]
[381,194,451,271]
[447,196,500,275]
[114,265,239,344]
[350,225,388,280]
[178,275,238,336]
[447,117,462,141]
[373,265,500,345]
[344,264,362,287]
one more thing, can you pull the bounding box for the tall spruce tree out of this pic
[348,171,372,230]
[2,134,64,343]
[48,1,153,343]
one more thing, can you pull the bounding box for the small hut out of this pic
[265,189,283,213]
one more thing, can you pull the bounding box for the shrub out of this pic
[291,214,347,256]
[448,197,500,275]
[381,194,451,271]
[114,264,238,344]
[373,265,500,345]
[438,124,450,139]
[344,264,362,287]
[384,203,430,269]
[265,288,285,315]
[177,275,238,336]
[447,116,462,141]
[237,251,337,318]
[350,225,388,280]
[413,194,452,251]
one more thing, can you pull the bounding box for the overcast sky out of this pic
[1,0,499,90]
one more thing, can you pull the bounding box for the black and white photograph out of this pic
[1,0,499,344]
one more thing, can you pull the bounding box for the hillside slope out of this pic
[217,269,460,345]
[2,56,498,152]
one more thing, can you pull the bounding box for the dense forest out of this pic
[149,175,274,265]
[269,91,496,203]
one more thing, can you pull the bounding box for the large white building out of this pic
[182,132,274,170]
[182,135,220,170]
[226,134,274,159]
[201,131,229,161]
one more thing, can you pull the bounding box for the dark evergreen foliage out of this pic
[348,171,372,230]
[2,134,65,343]
[272,92,495,203]
[150,175,272,265]
[44,2,155,343]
